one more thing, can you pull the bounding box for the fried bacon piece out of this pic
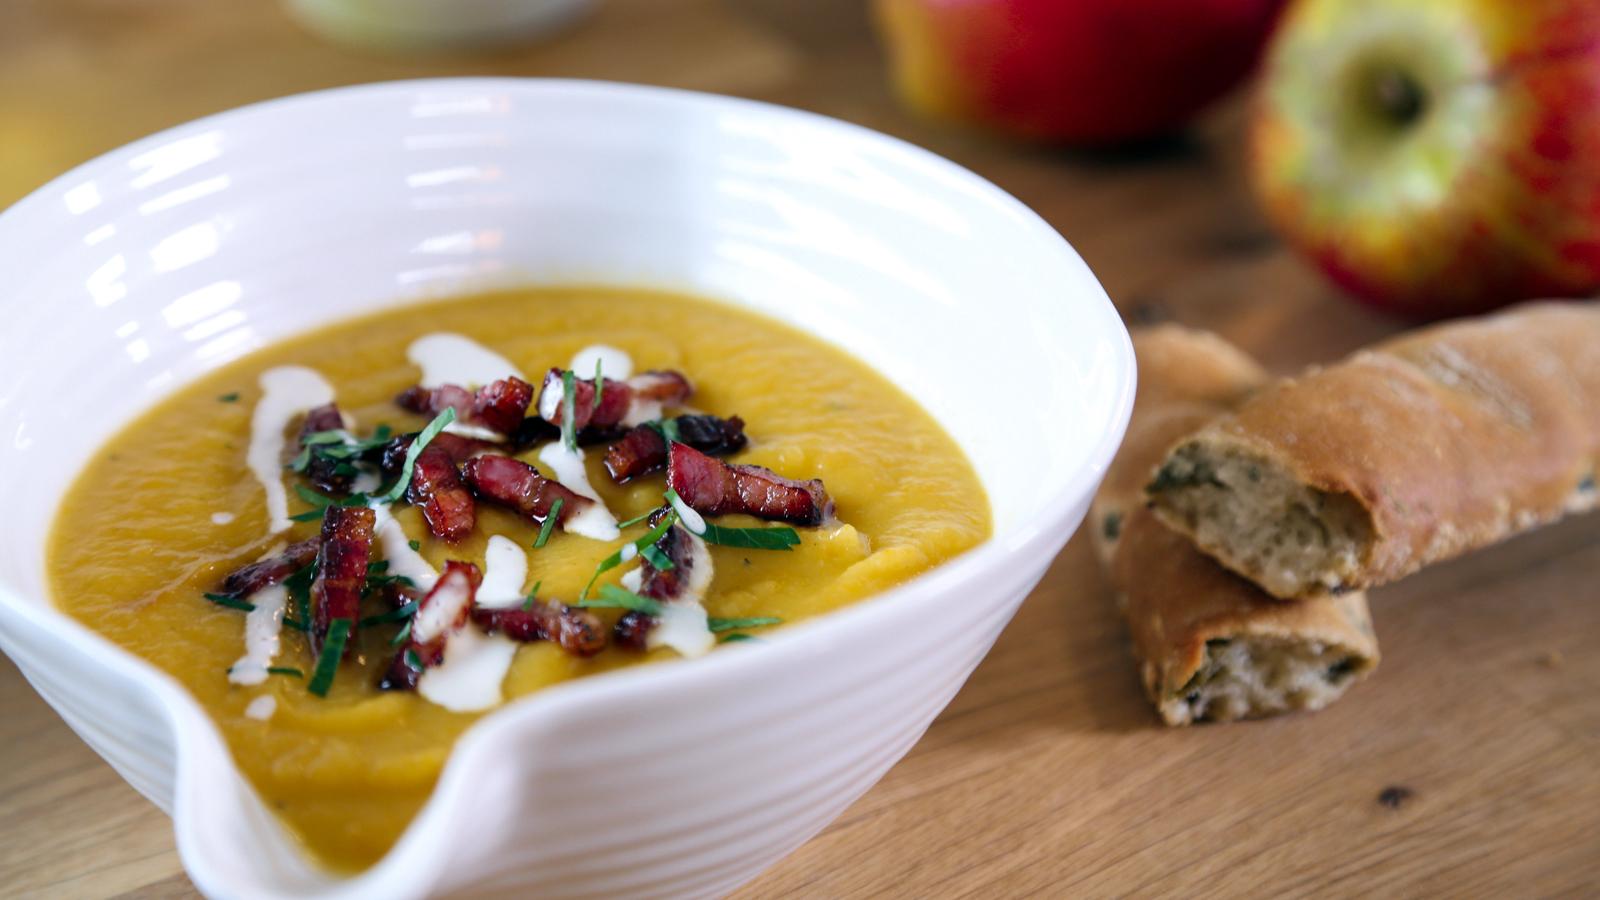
[407,445,476,542]
[218,538,320,599]
[603,414,747,483]
[379,560,482,691]
[299,403,353,494]
[613,508,708,650]
[395,375,535,438]
[473,603,607,657]
[613,611,653,651]
[537,368,693,432]
[461,454,592,527]
[310,506,376,658]
[380,431,496,475]
[667,442,833,525]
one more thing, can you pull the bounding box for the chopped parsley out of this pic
[289,484,370,521]
[581,510,679,599]
[615,508,659,529]
[645,418,681,445]
[698,521,801,551]
[307,618,352,697]
[719,633,758,644]
[404,648,425,673]
[706,616,782,633]
[575,584,663,617]
[203,592,255,612]
[389,619,413,647]
[284,561,317,631]
[560,369,578,452]
[640,543,675,571]
[533,498,563,549]
[592,359,604,412]
[360,601,418,628]
[408,539,422,552]
[217,392,241,403]
[266,666,304,678]
[378,408,455,504]
[521,581,543,613]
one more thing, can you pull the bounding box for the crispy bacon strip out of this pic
[603,414,747,483]
[395,376,534,438]
[612,508,708,650]
[310,506,375,658]
[667,442,833,525]
[219,538,320,599]
[379,561,482,691]
[462,454,592,527]
[538,368,693,432]
[473,603,607,657]
[380,431,496,475]
[408,445,476,542]
[299,403,353,494]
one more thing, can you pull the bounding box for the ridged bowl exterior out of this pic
[0,80,1133,898]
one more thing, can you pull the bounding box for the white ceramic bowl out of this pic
[0,80,1133,898]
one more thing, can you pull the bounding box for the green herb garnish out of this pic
[284,561,316,631]
[282,616,309,633]
[698,521,801,551]
[707,616,782,633]
[266,666,304,678]
[560,369,578,452]
[404,648,425,673]
[533,498,563,549]
[646,418,681,445]
[640,544,675,571]
[719,633,758,644]
[379,408,455,504]
[575,584,663,617]
[360,601,418,628]
[218,392,241,403]
[203,592,255,612]
[615,508,659,529]
[592,359,604,412]
[307,618,352,697]
[581,510,678,599]
[390,619,413,647]
[521,581,543,612]
[292,483,371,519]
[408,539,422,552]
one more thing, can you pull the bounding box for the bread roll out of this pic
[1145,303,1600,599]
[1095,325,1378,725]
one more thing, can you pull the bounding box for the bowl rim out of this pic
[0,77,1135,894]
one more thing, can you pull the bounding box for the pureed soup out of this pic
[48,286,991,872]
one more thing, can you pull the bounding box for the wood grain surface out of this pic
[2,1,1597,897]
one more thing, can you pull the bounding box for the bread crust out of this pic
[1095,325,1378,725]
[1147,303,1600,598]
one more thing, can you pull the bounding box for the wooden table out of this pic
[4,1,1597,896]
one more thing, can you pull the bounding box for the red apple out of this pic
[1251,0,1600,318]
[873,0,1285,144]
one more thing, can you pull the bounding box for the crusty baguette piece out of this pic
[1092,325,1268,566]
[1146,303,1600,600]
[1094,325,1378,726]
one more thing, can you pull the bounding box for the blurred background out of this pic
[4,0,1423,373]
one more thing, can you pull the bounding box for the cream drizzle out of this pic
[476,535,530,610]
[570,344,633,380]
[408,332,524,442]
[647,528,716,658]
[370,503,438,593]
[408,332,524,388]
[228,583,288,686]
[244,695,277,721]
[415,544,521,712]
[537,442,620,541]
[248,366,335,534]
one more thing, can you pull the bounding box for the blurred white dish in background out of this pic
[0,79,1132,898]
[286,0,592,50]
